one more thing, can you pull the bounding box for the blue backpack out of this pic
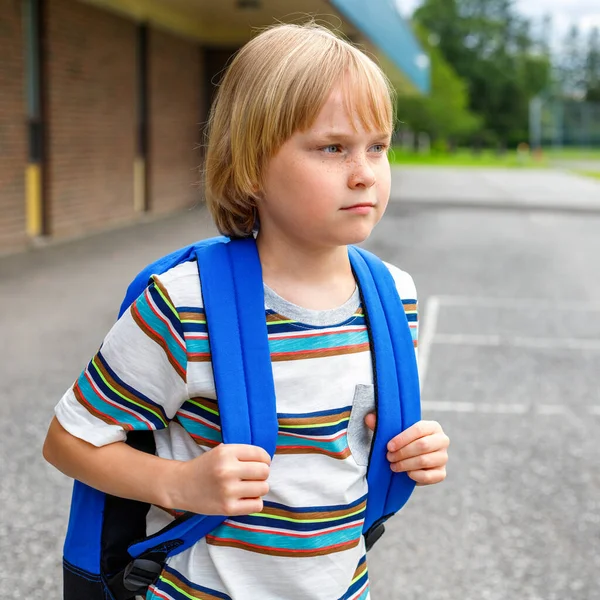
[62,236,420,600]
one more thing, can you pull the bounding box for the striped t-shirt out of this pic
[55,258,418,600]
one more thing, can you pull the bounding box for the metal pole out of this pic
[529,96,543,150]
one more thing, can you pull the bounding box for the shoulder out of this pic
[382,262,417,302]
[150,260,204,310]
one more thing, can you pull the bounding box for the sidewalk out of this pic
[390,167,600,212]
[550,159,600,172]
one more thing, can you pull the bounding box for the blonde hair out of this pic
[204,22,395,238]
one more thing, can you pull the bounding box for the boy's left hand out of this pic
[364,415,449,486]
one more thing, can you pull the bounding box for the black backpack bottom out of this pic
[63,558,108,600]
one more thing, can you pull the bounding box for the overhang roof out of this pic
[80,0,429,93]
[329,0,430,94]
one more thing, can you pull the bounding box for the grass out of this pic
[544,148,600,161]
[576,170,600,180]
[389,146,600,168]
[389,147,548,168]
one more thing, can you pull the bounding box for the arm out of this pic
[43,416,271,515]
[43,416,180,508]
[44,277,270,515]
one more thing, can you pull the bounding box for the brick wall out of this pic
[0,0,27,253]
[45,0,136,239]
[0,0,209,253]
[148,28,203,215]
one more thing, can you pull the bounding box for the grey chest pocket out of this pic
[347,384,376,467]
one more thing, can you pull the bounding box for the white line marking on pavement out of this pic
[423,401,477,412]
[434,296,600,312]
[422,401,528,414]
[434,333,600,351]
[422,402,598,416]
[536,405,569,416]
[418,296,441,387]
[417,294,600,420]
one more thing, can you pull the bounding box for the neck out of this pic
[255,231,355,310]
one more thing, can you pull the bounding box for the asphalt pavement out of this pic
[391,166,600,212]
[1,167,599,599]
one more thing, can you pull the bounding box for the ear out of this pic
[251,181,261,196]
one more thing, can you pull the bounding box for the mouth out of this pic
[341,203,376,213]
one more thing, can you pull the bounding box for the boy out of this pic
[44,22,449,599]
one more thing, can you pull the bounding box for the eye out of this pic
[321,144,341,153]
[370,143,389,154]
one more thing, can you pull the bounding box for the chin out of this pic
[338,225,375,246]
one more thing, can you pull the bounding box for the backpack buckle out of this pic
[122,558,162,592]
[364,522,386,551]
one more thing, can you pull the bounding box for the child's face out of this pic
[257,83,392,250]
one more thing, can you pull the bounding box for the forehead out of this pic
[310,80,393,135]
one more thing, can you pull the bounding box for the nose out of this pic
[347,156,376,190]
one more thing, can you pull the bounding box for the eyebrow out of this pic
[312,131,392,143]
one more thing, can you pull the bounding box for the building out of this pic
[0,0,429,254]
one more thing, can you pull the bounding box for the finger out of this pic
[236,480,270,499]
[238,462,270,481]
[390,450,448,473]
[387,432,449,462]
[408,467,447,486]
[364,412,377,432]
[225,498,265,516]
[229,444,272,464]
[387,420,443,452]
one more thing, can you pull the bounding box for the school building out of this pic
[0,0,429,254]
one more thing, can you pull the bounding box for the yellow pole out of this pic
[25,163,43,237]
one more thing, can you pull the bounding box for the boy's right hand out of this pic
[167,444,271,516]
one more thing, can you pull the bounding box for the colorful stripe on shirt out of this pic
[175,397,221,448]
[176,298,416,363]
[266,307,369,362]
[206,495,367,558]
[268,326,370,361]
[179,401,352,460]
[73,349,169,431]
[131,279,187,380]
[71,281,186,431]
[277,406,352,459]
[402,298,418,348]
[178,307,210,363]
[265,306,365,334]
[339,554,370,600]
[148,563,232,600]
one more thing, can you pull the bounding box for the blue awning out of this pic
[330,0,430,94]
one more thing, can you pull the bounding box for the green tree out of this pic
[413,0,551,146]
[558,25,585,96]
[396,24,480,144]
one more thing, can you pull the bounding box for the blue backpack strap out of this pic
[126,237,277,563]
[348,246,421,538]
[220,238,279,452]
